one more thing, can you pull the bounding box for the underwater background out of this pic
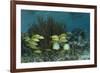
[21,10,90,34]
[21,9,90,63]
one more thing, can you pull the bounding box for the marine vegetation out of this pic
[21,16,90,63]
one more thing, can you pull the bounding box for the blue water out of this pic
[21,9,90,34]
